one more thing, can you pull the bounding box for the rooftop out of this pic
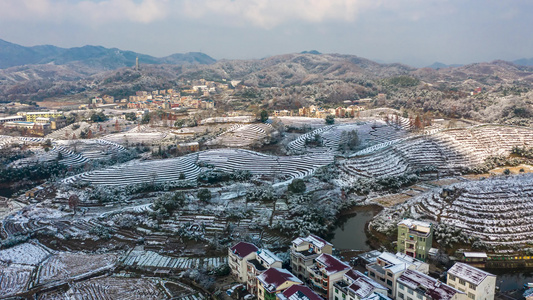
[258,249,282,266]
[278,285,323,300]
[230,242,259,259]
[462,252,488,259]
[248,259,267,272]
[343,270,386,298]
[398,219,432,232]
[358,250,382,264]
[447,262,495,285]
[258,268,302,292]
[315,254,351,275]
[292,234,332,249]
[398,269,463,300]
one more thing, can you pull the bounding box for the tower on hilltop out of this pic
[135,57,139,71]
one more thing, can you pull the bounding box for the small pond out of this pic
[329,206,378,250]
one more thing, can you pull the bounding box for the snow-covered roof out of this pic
[291,234,332,249]
[398,219,432,232]
[278,285,323,300]
[462,252,487,259]
[358,250,382,264]
[258,249,282,266]
[375,252,426,275]
[316,254,351,275]
[360,292,392,300]
[257,268,302,293]
[230,242,259,259]
[398,270,463,300]
[447,262,495,285]
[344,270,386,298]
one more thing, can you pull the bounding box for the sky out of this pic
[0,0,532,67]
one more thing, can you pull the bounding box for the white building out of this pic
[246,249,283,294]
[366,252,429,298]
[332,269,388,300]
[397,269,466,300]
[446,263,496,300]
[290,235,333,280]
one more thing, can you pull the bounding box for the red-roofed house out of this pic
[277,284,324,300]
[307,254,351,300]
[397,269,466,300]
[229,242,259,283]
[291,235,333,280]
[257,268,303,300]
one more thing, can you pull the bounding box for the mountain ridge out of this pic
[0,39,216,70]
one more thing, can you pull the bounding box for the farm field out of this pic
[2,113,533,298]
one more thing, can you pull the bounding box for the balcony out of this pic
[292,248,320,260]
[367,263,386,277]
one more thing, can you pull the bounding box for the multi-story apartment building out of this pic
[19,111,63,122]
[257,268,303,300]
[277,284,324,300]
[332,269,388,300]
[397,219,433,261]
[291,235,333,280]
[446,263,496,300]
[396,269,466,300]
[228,242,259,283]
[366,252,429,298]
[246,249,283,294]
[307,253,351,300]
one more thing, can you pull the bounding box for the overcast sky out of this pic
[0,0,532,67]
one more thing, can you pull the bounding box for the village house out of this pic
[290,235,333,280]
[366,252,429,298]
[307,253,351,300]
[229,242,259,283]
[257,268,303,300]
[332,269,389,300]
[446,262,496,300]
[397,269,466,300]
[397,219,433,261]
[277,284,324,300]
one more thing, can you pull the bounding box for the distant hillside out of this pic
[426,62,463,69]
[514,58,533,66]
[0,39,216,70]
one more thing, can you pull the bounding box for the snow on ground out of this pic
[38,252,118,285]
[0,262,34,297]
[373,173,533,247]
[0,241,50,265]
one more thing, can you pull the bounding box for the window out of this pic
[468,292,475,299]
[335,288,338,294]
[459,279,466,285]
[469,283,476,290]
[417,293,423,300]
[407,289,413,295]
[398,292,404,299]
[387,272,393,278]
[399,283,405,290]
[449,275,456,281]
[369,272,375,278]
[335,297,339,300]
[387,279,392,286]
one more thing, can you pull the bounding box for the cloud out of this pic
[0,0,169,24]
[180,0,381,28]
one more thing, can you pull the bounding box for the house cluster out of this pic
[297,105,364,119]
[0,110,66,136]
[229,229,496,300]
[125,89,214,111]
